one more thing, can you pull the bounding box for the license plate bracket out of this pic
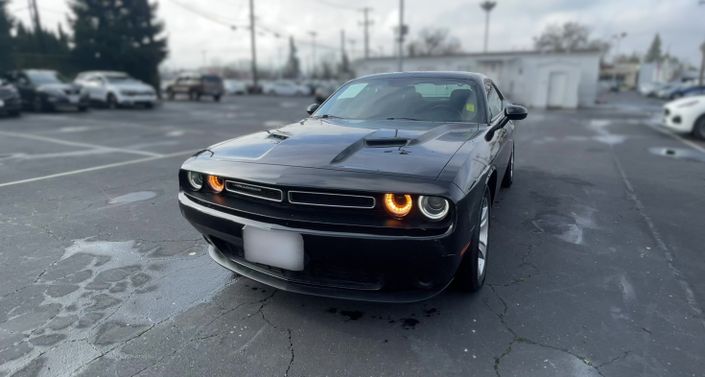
[243,226,304,271]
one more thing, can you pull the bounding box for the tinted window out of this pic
[314,77,486,124]
[486,82,503,120]
[26,71,65,85]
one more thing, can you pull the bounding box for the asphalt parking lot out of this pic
[1,94,704,377]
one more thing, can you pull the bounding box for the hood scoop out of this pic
[266,129,290,141]
[364,137,410,148]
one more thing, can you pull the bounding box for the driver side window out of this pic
[486,83,503,121]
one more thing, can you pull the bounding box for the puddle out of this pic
[108,191,157,205]
[649,147,705,163]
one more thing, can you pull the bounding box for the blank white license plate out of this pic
[243,226,304,271]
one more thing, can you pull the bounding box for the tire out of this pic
[693,115,705,141]
[8,110,21,117]
[107,93,118,109]
[78,106,88,112]
[213,94,221,102]
[32,96,45,112]
[501,146,514,188]
[454,187,491,292]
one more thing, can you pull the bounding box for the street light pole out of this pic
[480,1,497,53]
[309,31,318,77]
[249,0,258,91]
[611,32,627,90]
[397,0,405,71]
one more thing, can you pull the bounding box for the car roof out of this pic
[355,71,488,83]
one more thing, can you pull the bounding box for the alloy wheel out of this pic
[477,196,490,281]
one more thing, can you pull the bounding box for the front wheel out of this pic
[106,93,118,109]
[33,97,45,112]
[213,94,221,102]
[693,116,705,141]
[454,187,491,292]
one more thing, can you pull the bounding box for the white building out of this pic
[353,50,601,109]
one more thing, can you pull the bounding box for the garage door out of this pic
[547,72,568,108]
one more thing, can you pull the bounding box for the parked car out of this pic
[314,82,339,103]
[177,72,527,301]
[655,83,680,99]
[0,78,22,117]
[3,70,89,112]
[224,79,247,95]
[263,80,308,96]
[670,85,705,99]
[165,73,224,101]
[75,71,158,108]
[663,95,705,139]
[638,82,661,97]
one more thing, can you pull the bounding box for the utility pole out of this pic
[359,7,373,59]
[27,0,42,32]
[611,32,627,89]
[249,0,259,91]
[480,1,497,53]
[340,29,346,61]
[397,0,406,71]
[308,31,318,77]
[698,41,705,86]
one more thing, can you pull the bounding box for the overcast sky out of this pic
[8,0,705,70]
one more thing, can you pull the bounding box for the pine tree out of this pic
[282,37,301,79]
[0,0,14,71]
[644,34,662,63]
[70,0,167,90]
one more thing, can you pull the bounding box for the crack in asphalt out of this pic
[486,285,624,377]
[608,139,705,331]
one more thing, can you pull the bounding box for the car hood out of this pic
[665,96,705,107]
[110,82,153,91]
[37,83,80,93]
[207,118,480,178]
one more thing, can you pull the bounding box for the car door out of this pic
[484,80,513,184]
[82,75,107,101]
[14,73,35,107]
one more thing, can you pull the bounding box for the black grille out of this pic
[225,180,283,202]
[288,191,375,209]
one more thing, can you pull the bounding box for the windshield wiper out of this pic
[314,114,345,119]
[385,117,421,121]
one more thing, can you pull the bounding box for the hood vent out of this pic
[266,129,290,141]
[364,138,409,148]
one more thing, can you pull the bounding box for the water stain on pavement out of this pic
[107,191,157,205]
[0,238,228,376]
[649,147,705,163]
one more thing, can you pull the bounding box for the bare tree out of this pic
[406,28,461,57]
[534,22,609,53]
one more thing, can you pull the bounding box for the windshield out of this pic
[27,71,65,85]
[105,74,139,84]
[313,77,486,123]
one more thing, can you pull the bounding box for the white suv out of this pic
[75,71,158,108]
[663,96,705,140]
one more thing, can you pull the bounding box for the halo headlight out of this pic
[384,193,413,218]
[207,175,225,193]
[187,171,204,191]
[418,196,449,220]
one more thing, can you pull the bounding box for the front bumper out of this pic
[47,95,89,110]
[662,107,694,133]
[0,97,21,113]
[116,94,158,106]
[178,192,466,302]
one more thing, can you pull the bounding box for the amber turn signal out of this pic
[384,193,413,217]
[207,175,225,193]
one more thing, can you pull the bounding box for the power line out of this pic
[167,0,243,28]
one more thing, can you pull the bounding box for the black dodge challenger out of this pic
[178,72,526,302]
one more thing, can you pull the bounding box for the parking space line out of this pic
[0,130,163,157]
[0,149,197,189]
[645,123,705,154]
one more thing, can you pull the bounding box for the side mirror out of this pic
[504,104,528,120]
[306,103,319,115]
